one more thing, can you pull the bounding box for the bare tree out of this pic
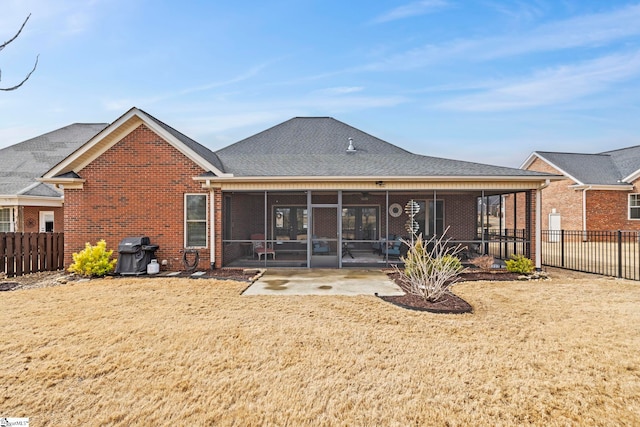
[1,14,39,91]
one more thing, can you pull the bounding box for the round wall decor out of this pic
[388,203,402,217]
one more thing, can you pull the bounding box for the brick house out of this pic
[0,123,107,233]
[41,107,554,271]
[506,148,640,233]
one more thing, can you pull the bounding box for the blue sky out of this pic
[1,0,640,167]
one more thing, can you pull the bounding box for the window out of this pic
[0,208,13,232]
[415,200,444,237]
[185,194,207,247]
[629,194,640,220]
[273,206,307,240]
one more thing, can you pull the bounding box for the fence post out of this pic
[618,230,623,279]
[561,229,565,268]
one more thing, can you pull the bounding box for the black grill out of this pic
[114,236,159,275]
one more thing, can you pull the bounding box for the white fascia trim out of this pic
[37,177,85,189]
[569,184,634,191]
[524,153,584,186]
[194,174,561,184]
[43,107,231,179]
[519,152,539,169]
[0,194,63,207]
[623,169,640,183]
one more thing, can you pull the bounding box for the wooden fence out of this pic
[0,232,64,278]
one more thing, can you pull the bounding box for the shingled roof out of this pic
[528,146,640,186]
[0,123,108,197]
[215,117,550,178]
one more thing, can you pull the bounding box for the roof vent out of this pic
[346,137,356,153]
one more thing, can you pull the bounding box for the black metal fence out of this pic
[541,230,640,280]
[485,229,529,260]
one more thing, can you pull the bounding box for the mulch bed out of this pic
[381,270,521,314]
[154,268,260,282]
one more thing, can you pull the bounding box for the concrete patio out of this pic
[242,268,405,296]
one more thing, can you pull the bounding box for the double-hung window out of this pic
[185,194,208,247]
[0,208,13,232]
[629,194,640,220]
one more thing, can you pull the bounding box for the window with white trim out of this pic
[0,208,13,232]
[185,194,208,247]
[629,194,640,220]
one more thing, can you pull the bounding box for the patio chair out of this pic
[312,235,331,254]
[373,234,396,254]
[385,239,403,258]
[250,233,276,260]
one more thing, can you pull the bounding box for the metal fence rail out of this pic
[541,230,640,280]
[0,232,65,278]
[485,229,528,260]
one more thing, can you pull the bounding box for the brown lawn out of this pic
[1,269,640,426]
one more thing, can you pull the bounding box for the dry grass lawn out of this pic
[2,269,640,425]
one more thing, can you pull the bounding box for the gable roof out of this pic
[42,107,228,180]
[522,146,640,188]
[601,145,640,182]
[215,117,551,178]
[0,123,108,198]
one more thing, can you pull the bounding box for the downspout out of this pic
[582,186,592,241]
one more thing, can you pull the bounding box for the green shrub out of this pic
[505,254,535,274]
[68,239,117,277]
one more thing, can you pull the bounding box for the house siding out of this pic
[63,124,212,271]
[587,183,640,230]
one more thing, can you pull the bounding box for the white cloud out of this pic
[371,0,450,24]
[437,51,640,111]
[362,3,640,70]
[314,86,365,95]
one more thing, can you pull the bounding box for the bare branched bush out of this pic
[394,229,464,302]
[470,255,494,271]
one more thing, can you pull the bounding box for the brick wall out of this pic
[64,124,211,271]
[20,206,64,232]
[587,183,640,230]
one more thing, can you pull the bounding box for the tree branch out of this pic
[0,14,31,52]
[0,14,38,91]
[0,54,38,91]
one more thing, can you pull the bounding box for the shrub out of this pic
[396,230,464,302]
[505,254,535,275]
[470,255,494,271]
[68,239,117,277]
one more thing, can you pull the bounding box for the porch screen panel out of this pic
[186,194,207,247]
[342,207,378,240]
[274,206,308,240]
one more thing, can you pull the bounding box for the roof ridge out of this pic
[599,144,640,154]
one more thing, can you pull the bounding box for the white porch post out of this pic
[210,189,215,267]
[535,188,542,270]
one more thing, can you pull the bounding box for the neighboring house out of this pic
[0,123,108,233]
[40,107,555,271]
[507,147,640,233]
